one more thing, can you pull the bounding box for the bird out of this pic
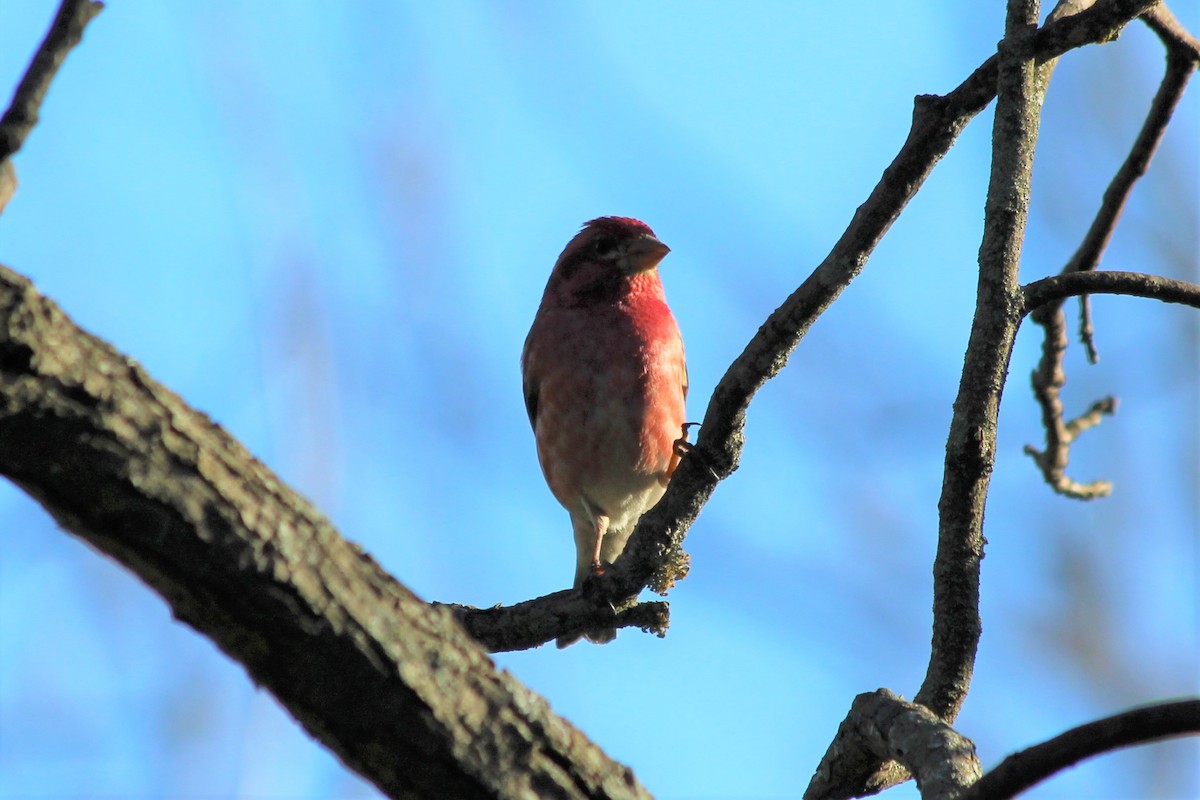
[521,217,687,646]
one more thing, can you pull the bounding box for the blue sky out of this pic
[0,3,1196,799]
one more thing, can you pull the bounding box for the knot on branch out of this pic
[805,689,980,800]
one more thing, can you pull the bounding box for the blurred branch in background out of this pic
[0,0,101,212]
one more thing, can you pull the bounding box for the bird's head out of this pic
[542,217,670,308]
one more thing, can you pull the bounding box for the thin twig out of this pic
[1023,2,1198,498]
[1079,294,1098,363]
[959,699,1200,800]
[1142,3,1200,60]
[1023,269,1200,310]
[0,0,103,213]
[1022,302,1116,498]
[1057,24,1195,280]
[0,0,103,162]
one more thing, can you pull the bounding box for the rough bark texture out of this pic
[0,263,649,800]
[3,1,1197,797]
[805,689,982,800]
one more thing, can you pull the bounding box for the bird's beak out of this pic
[618,235,671,274]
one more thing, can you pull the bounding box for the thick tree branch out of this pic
[959,699,1200,800]
[0,264,650,800]
[804,690,981,800]
[806,694,1199,800]
[0,0,103,212]
[913,0,1044,724]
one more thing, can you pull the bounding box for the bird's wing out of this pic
[520,333,539,429]
[522,374,539,430]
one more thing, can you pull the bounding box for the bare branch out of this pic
[0,264,650,800]
[1067,10,1196,284]
[1142,3,1200,61]
[442,596,669,653]
[1079,294,1099,363]
[1022,300,1118,500]
[1021,271,1200,498]
[0,0,102,212]
[458,0,1165,655]
[804,2,1162,790]
[1021,3,1197,498]
[804,690,981,800]
[0,0,103,164]
[1023,269,1200,310]
[960,699,1200,800]
[1073,3,1200,366]
[915,0,1046,725]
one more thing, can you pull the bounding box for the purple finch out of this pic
[522,217,687,646]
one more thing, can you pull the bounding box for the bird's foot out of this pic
[673,422,722,479]
[673,421,700,457]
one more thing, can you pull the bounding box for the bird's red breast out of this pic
[522,218,687,589]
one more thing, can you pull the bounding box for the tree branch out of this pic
[0,264,650,800]
[1019,268,1200,499]
[1059,7,1196,283]
[959,699,1200,800]
[1023,303,1119,499]
[1022,270,1200,311]
[1019,3,1197,497]
[444,596,670,653]
[794,4,1174,798]
[0,0,103,212]
[804,690,981,800]
[456,0,1165,656]
[915,0,1045,724]
[1142,3,1200,62]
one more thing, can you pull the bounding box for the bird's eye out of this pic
[592,237,619,259]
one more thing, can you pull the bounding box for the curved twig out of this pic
[1023,270,1200,312]
[960,699,1200,800]
[1021,5,1198,498]
[913,0,1045,724]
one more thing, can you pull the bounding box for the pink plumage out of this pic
[522,217,687,646]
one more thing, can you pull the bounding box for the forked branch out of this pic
[455,0,1167,655]
[1023,4,1198,499]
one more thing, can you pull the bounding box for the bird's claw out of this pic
[673,421,700,457]
[580,567,612,602]
[672,422,721,479]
